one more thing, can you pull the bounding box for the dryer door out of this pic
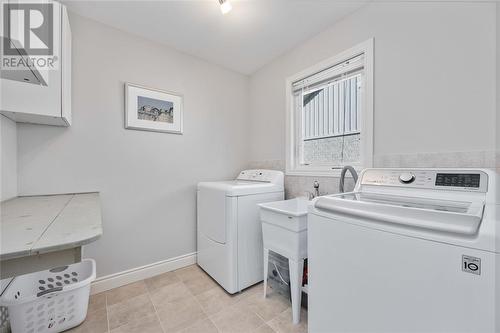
[198,187,226,243]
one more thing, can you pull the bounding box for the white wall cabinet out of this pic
[0,1,71,126]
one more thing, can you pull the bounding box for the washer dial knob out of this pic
[399,172,416,184]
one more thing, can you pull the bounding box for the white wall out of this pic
[249,2,496,165]
[497,3,500,166]
[16,13,250,277]
[0,115,17,201]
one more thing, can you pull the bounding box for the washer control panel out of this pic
[399,172,416,184]
[361,169,488,192]
[435,173,480,188]
[237,169,284,185]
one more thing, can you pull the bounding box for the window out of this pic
[286,39,373,176]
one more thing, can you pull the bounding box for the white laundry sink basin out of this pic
[259,197,309,216]
[258,198,309,233]
[259,198,309,261]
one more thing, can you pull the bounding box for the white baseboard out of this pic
[91,252,197,295]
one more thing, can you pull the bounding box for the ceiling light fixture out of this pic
[219,0,232,15]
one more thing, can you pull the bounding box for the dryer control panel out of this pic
[360,169,488,192]
[237,169,284,185]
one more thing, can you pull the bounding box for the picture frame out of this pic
[125,83,183,134]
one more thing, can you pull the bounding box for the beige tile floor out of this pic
[67,265,307,333]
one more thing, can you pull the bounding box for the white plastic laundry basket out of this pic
[0,259,96,333]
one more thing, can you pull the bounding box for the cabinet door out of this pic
[0,1,68,126]
[60,3,71,125]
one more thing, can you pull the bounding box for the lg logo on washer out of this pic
[462,255,481,275]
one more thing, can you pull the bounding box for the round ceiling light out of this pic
[219,0,232,15]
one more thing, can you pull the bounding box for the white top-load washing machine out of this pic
[197,169,284,294]
[308,168,499,333]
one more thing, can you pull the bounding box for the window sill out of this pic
[285,168,362,178]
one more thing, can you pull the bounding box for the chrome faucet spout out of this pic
[313,181,320,198]
[339,166,358,193]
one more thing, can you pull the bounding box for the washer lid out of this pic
[313,192,485,236]
[197,180,283,196]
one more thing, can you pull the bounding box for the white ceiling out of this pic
[64,0,367,74]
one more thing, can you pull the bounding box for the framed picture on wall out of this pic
[125,83,183,134]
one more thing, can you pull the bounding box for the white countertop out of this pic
[1,192,103,260]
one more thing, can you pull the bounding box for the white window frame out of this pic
[285,38,374,177]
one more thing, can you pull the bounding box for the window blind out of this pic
[292,54,364,92]
[300,74,361,140]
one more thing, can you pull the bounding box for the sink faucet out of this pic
[313,181,320,198]
[305,181,321,200]
[339,165,358,193]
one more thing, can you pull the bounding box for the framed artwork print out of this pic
[125,83,183,134]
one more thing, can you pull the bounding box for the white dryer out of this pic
[197,169,284,294]
[308,168,499,332]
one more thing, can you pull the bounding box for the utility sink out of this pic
[258,197,310,324]
[258,198,309,233]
